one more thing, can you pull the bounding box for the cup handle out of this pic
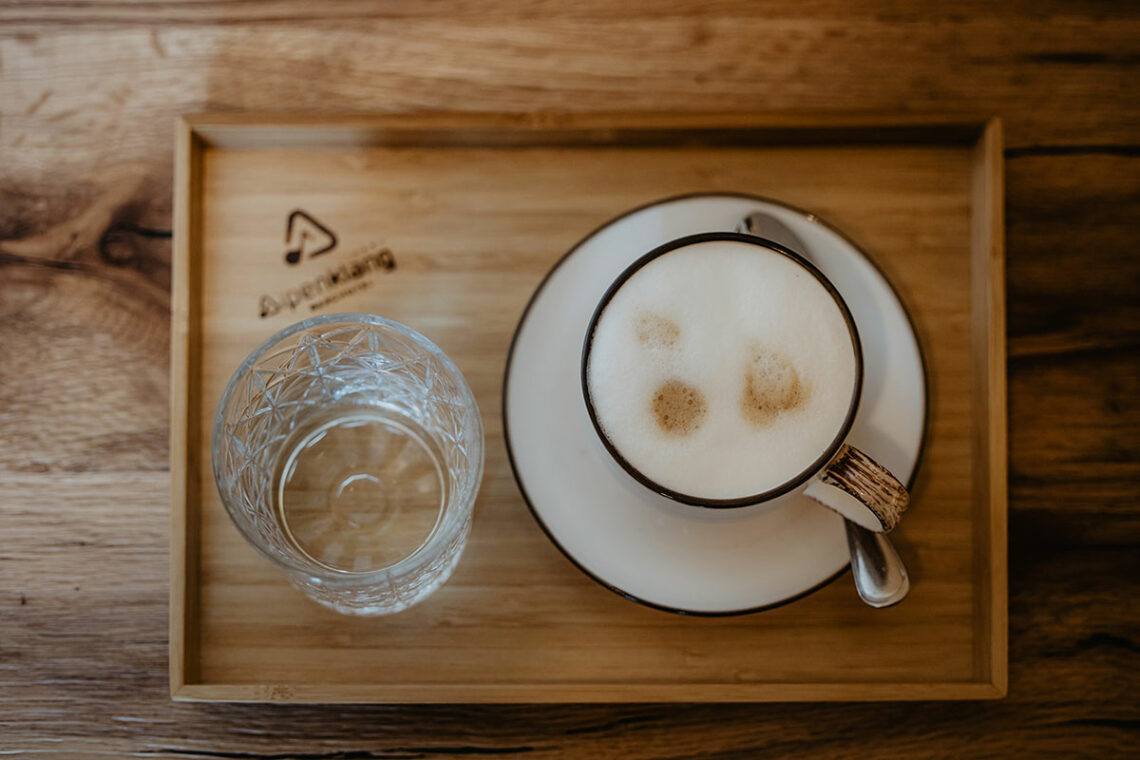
[804,444,910,533]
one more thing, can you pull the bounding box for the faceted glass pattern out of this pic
[212,314,483,615]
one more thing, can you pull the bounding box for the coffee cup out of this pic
[581,232,909,532]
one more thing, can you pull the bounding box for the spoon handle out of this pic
[845,520,910,608]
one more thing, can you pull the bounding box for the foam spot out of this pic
[651,379,707,436]
[740,347,808,426]
[635,312,680,350]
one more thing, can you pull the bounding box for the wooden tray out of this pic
[171,113,1007,702]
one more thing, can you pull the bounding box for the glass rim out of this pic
[211,312,484,580]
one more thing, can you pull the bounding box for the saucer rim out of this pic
[501,191,930,616]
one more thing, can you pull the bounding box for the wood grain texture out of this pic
[1,0,1138,756]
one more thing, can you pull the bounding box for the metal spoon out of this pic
[844,519,910,608]
[735,210,911,608]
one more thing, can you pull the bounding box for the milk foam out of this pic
[586,240,858,500]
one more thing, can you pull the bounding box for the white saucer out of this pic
[503,194,927,614]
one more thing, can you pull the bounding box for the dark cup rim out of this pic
[580,231,865,508]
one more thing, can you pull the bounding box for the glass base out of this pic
[289,519,469,616]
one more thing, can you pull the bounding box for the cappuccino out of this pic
[585,239,859,501]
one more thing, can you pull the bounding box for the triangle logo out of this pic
[284,209,337,265]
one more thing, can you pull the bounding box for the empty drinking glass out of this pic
[212,313,483,615]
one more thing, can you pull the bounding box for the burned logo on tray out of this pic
[259,208,396,318]
[284,209,337,265]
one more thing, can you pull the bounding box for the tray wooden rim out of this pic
[170,112,1007,703]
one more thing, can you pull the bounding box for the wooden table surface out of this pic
[1,2,1137,757]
